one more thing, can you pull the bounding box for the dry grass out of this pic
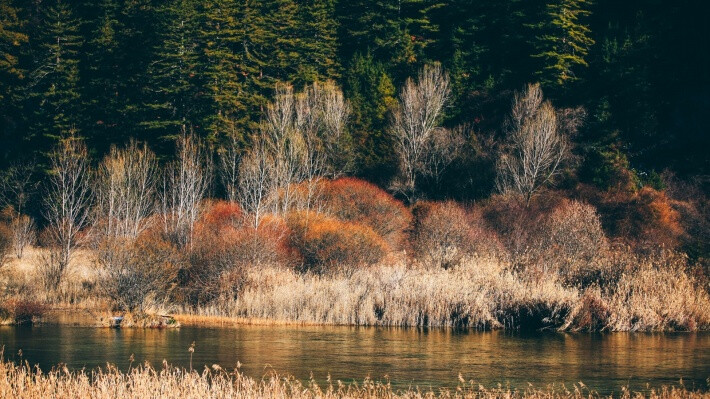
[2,246,709,332]
[0,358,706,399]
[197,257,578,329]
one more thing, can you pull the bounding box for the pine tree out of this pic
[531,0,595,90]
[30,0,83,148]
[0,0,28,103]
[0,0,29,165]
[344,52,398,182]
[336,0,415,75]
[295,0,340,84]
[142,0,204,152]
[198,0,245,143]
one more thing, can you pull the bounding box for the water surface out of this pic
[1,323,707,394]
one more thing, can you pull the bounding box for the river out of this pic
[1,323,708,394]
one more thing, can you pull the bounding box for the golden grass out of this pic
[3,247,710,332]
[0,358,706,399]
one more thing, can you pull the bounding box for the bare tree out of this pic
[424,125,466,189]
[391,64,450,202]
[219,132,241,203]
[161,132,212,248]
[1,161,38,259]
[41,133,93,288]
[496,83,568,205]
[11,215,35,259]
[95,139,158,240]
[238,138,275,229]
[0,160,37,217]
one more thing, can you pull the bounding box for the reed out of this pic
[0,358,706,399]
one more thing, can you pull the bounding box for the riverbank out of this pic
[0,357,706,399]
[2,247,710,332]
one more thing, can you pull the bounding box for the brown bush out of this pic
[562,287,611,332]
[583,186,683,251]
[184,210,296,306]
[479,193,559,263]
[539,199,609,286]
[0,222,10,269]
[318,178,412,249]
[97,231,180,312]
[0,299,47,324]
[287,211,388,274]
[411,201,503,269]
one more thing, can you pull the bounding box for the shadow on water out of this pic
[1,322,708,394]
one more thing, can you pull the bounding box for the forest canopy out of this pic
[0,0,707,206]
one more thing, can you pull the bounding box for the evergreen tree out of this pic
[30,0,83,150]
[343,52,398,183]
[198,0,246,143]
[336,0,415,76]
[0,0,27,103]
[142,0,204,153]
[0,0,28,164]
[295,0,340,84]
[530,0,594,91]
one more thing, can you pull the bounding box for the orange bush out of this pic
[287,211,388,274]
[595,187,683,250]
[411,201,503,269]
[318,178,411,249]
[194,200,243,234]
[185,212,297,305]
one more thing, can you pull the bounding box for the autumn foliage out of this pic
[287,211,388,274]
[411,201,502,269]
[318,178,412,249]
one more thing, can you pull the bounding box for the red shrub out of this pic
[196,200,243,233]
[319,178,412,249]
[411,201,503,268]
[287,211,388,274]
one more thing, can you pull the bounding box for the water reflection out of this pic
[1,324,707,394]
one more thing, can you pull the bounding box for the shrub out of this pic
[184,210,295,306]
[198,200,243,230]
[539,200,609,287]
[411,201,502,269]
[287,211,388,274]
[479,193,558,264]
[0,222,10,269]
[98,232,180,312]
[0,299,47,324]
[318,178,412,249]
[590,187,683,251]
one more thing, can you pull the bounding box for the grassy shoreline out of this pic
[0,358,707,399]
[3,248,710,332]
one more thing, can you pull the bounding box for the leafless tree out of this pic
[423,125,466,189]
[1,161,39,259]
[0,160,38,217]
[161,132,212,248]
[95,139,158,240]
[41,133,93,288]
[238,138,275,229]
[391,64,450,202]
[11,215,35,259]
[496,83,568,205]
[219,132,241,203]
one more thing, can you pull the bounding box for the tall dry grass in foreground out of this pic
[192,254,710,331]
[0,359,706,399]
